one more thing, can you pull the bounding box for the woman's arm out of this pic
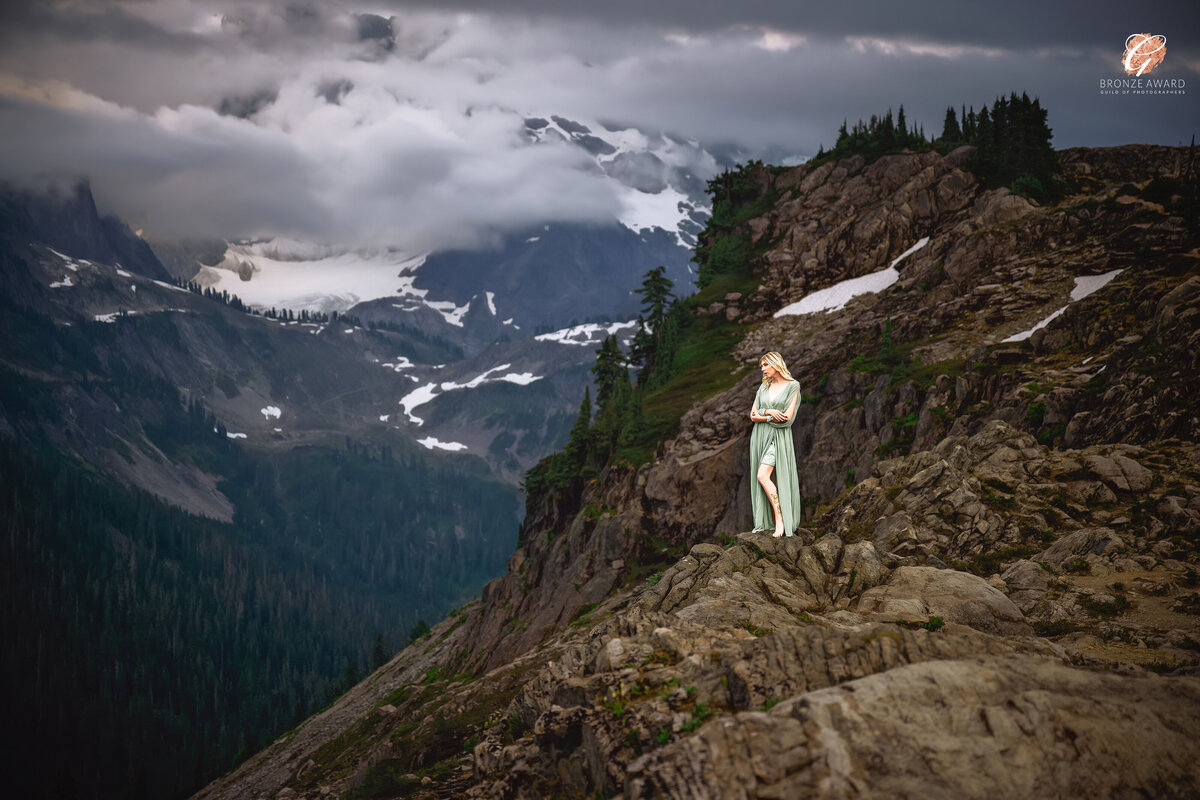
[749,396,765,423]
[767,382,800,428]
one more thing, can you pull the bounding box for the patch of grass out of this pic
[603,698,627,720]
[613,309,748,466]
[862,629,902,644]
[376,687,411,708]
[983,477,1016,493]
[569,602,601,629]
[645,571,664,587]
[1034,619,1084,637]
[680,703,714,733]
[502,711,530,743]
[741,623,773,637]
[961,545,1039,576]
[1063,557,1090,575]
[931,405,956,424]
[1026,401,1046,427]
[879,411,919,456]
[642,649,679,667]
[908,358,967,390]
[757,696,782,711]
[1037,423,1065,446]
[1080,594,1132,617]
[981,490,1017,511]
[899,617,945,632]
[582,502,615,521]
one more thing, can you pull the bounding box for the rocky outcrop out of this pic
[192,144,1200,800]
[626,657,1200,799]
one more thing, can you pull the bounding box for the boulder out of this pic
[857,566,1032,635]
[1036,528,1125,569]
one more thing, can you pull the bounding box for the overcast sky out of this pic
[0,0,1195,250]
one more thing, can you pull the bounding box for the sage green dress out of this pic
[750,379,801,534]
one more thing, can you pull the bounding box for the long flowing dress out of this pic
[749,379,802,534]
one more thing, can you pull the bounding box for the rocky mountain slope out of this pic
[193,143,1200,799]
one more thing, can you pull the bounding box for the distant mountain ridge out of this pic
[188,114,721,345]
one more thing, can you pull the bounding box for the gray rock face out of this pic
[626,657,1200,800]
[858,566,1032,636]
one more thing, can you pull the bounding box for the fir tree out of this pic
[940,106,962,142]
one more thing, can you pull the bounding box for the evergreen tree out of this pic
[560,387,594,480]
[592,334,627,414]
[636,266,674,333]
[940,106,962,142]
[369,634,390,672]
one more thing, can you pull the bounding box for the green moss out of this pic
[741,623,773,637]
[680,703,714,733]
[1034,619,1084,637]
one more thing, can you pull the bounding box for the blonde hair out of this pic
[759,351,794,387]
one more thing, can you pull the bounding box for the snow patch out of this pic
[49,276,75,288]
[1002,269,1123,343]
[379,414,390,422]
[152,279,188,293]
[398,383,439,425]
[397,364,543,425]
[116,268,132,277]
[94,311,135,323]
[48,248,79,270]
[525,236,540,243]
[616,183,697,247]
[775,238,929,318]
[382,356,415,372]
[197,240,436,317]
[535,320,638,346]
[226,432,247,439]
[485,291,497,315]
[417,437,468,452]
[261,406,282,420]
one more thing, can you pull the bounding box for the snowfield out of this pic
[1002,269,1123,343]
[535,320,638,346]
[775,238,929,318]
[417,437,469,452]
[398,364,544,425]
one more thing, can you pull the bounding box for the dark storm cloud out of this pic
[375,0,1188,50]
[0,0,1194,247]
[0,0,199,49]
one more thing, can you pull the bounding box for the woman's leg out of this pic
[756,464,784,537]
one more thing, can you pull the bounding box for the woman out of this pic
[748,352,801,537]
